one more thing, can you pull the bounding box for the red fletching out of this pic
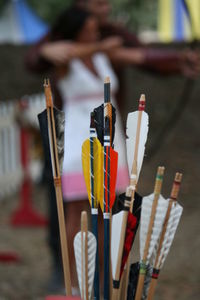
[103,146,118,213]
[110,147,118,210]
[120,212,137,279]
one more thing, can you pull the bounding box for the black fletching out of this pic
[127,262,153,300]
[112,192,142,217]
[93,104,116,146]
[38,107,65,177]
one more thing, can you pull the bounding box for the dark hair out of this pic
[52,6,91,41]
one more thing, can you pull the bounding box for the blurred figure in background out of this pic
[26,0,200,294]
[26,4,129,293]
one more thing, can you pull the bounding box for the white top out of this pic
[58,53,129,200]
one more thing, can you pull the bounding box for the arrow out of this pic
[102,77,118,300]
[147,173,183,300]
[122,94,149,297]
[135,166,168,300]
[38,79,71,295]
[93,77,118,300]
[111,188,143,300]
[82,112,102,299]
[74,211,97,300]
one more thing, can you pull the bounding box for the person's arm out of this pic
[108,47,146,66]
[109,46,200,77]
[25,36,122,73]
[25,33,55,73]
[101,22,200,77]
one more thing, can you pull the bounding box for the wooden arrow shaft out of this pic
[81,212,89,300]
[147,278,158,300]
[45,80,72,296]
[146,173,182,300]
[135,166,164,300]
[55,182,72,295]
[143,167,164,261]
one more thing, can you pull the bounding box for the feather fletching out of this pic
[82,138,103,208]
[155,202,183,269]
[111,210,126,281]
[100,147,118,212]
[140,194,169,262]
[74,231,97,300]
[126,111,149,180]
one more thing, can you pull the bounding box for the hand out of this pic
[100,36,123,53]
[180,50,200,78]
[40,41,80,66]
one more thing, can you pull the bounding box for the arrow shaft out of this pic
[89,120,100,299]
[45,80,72,295]
[133,110,142,166]
[146,174,182,300]
[55,183,72,296]
[81,212,89,300]
[103,217,110,300]
[91,213,100,300]
[147,277,158,300]
[90,136,95,208]
[135,167,164,300]
[103,145,111,300]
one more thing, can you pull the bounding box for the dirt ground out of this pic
[0,46,200,299]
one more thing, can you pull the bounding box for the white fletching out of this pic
[111,210,126,280]
[74,231,97,300]
[126,111,149,180]
[140,193,169,263]
[155,202,183,269]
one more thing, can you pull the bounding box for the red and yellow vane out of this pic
[102,77,118,300]
[100,77,118,214]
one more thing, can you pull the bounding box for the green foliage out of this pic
[0,0,5,11]
[0,0,158,32]
[111,0,158,32]
[28,0,73,24]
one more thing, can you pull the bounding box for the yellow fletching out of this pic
[82,138,103,208]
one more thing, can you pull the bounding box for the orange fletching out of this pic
[100,147,118,212]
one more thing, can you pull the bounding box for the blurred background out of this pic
[0,0,200,299]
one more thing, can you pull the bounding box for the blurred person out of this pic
[26,5,129,293]
[79,0,200,78]
[26,1,200,294]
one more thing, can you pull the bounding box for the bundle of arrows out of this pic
[38,78,183,300]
